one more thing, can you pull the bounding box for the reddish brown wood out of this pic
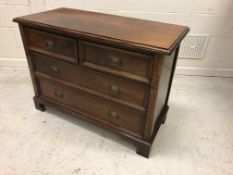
[39,77,144,137]
[13,8,189,158]
[144,49,178,140]
[18,24,40,96]
[79,41,153,79]
[32,52,148,109]
[35,71,147,112]
[27,28,77,62]
[165,46,181,106]
[13,8,189,54]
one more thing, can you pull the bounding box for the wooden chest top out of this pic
[13,8,189,54]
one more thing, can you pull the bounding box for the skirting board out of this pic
[0,58,233,78]
[0,58,28,68]
[176,66,233,78]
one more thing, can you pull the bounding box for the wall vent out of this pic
[179,34,209,59]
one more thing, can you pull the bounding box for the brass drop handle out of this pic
[109,84,120,94]
[54,90,63,99]
[108,111,119,119]
[45,39,55,49]
[50,65,60,74]
[109,56,121,67]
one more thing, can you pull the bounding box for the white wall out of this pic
[0,0,233,77]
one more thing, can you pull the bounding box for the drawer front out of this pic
[80,41,153,80]
[33,53,148,108]
[38,78,144,137]
[27,29,77,61]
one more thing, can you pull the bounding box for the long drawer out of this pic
[32,53,148,109]
[38,77,144,137]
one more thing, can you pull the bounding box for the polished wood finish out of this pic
[32,52,148,109]
[27,28,77,62]
[144,50,177,140]
[14,8,189,158]
[13,8,188,54]
[79,41,153,80]
[38,77,144,137]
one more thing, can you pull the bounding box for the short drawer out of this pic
[38,77,144,137]
[27,29,77,62]
[33,53,148,108]
[79,41,153,82]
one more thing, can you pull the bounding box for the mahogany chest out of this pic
[13,8,189,158]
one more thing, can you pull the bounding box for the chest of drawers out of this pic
[13,8,189,158]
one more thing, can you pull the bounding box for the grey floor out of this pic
[0,67,232,175]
